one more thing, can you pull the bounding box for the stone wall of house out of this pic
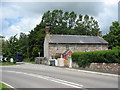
[49,43,108,59]
[72,62,119,72]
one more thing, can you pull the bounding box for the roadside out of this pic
[47,65,119,77]
[22,58,35,64]
[63,68,118,77]
[65,67,119,75]
[0,82,10,90]
[22,61,35,64]
[0,62,16,66]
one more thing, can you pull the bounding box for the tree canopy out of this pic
[40,10,100,35]
[103,21,120,49]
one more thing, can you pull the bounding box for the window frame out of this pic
[56,44,61,50]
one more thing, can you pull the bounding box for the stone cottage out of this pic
[44,27,108,60]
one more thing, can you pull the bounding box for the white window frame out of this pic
[74,45,78,50]
[96,45,100,50]
[56,44,61,50]
[66,45,69,49]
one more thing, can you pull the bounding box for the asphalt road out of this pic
[0,63,119,89]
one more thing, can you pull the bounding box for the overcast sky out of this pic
[1,0,119,39]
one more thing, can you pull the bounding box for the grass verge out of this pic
[0,82,10,90]
[23,58,35,64]
[0,62,16,66]
[23,61,35,64]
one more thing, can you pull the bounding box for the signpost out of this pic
[10,58,14,63]
[38,52,40,57]
[68,55,72,68]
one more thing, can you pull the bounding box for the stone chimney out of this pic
[97,31,102,37]
[45,26,50,34]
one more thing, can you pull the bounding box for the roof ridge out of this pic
[50,34,99,37]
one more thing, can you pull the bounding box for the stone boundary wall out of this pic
[89,63,119,72]
[34,57,47,64]
[72,63,120,72]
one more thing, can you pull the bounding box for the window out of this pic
[85,45,88,52]
[74,45,78,50]
[56,44,61,50]
[66,45,69,49]
[96,45,100,49]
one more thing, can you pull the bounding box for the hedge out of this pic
[71,47,120,68]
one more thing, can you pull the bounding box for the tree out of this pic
[28,28,45,60]
[75,15,99,35]
[103,21,120,49]
[2,33,29,61]
[40,9,100,35]
[2,35,18,60]
[17,33,28,58]
[0,35,5,38]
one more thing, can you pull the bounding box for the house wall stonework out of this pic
[49,43,108,59]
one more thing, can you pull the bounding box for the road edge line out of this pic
[0,81,15,88]
[64,68,118,77]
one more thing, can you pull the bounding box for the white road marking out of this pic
[0,81,15,88]
[2,70,83,88]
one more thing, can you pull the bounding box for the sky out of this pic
[1,0,120,40]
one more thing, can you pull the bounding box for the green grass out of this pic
[23,58,35,64]
[0,62,16,66]
[0,82,10,90]
[23,61,35,64]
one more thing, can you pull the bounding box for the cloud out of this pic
[2,2,106,18]
[102,0,119,5]
[95,1,118,34]
[3,16,42,39]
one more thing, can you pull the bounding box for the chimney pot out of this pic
[97,31,102,37]
[45,26,50,34]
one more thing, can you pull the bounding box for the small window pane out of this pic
[56,44,61,50]
[66,45,69,49]
[96,45,99,49]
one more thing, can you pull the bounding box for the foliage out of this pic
[40,10,100,35]
[28,28,45,60]
[2,33,28,61]
[0,39,3,55]
[2,35,18,61]
[72,48,120,68]
[0,82,10,90]
[23,58,35,64]
[103,21,120,49]
[0,62,16,66]
[0,35,5,38]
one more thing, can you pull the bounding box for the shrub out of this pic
[72,47,120,67]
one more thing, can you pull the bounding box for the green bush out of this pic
[72,47,120,67]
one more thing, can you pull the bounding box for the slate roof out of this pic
[47,35,108,44]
